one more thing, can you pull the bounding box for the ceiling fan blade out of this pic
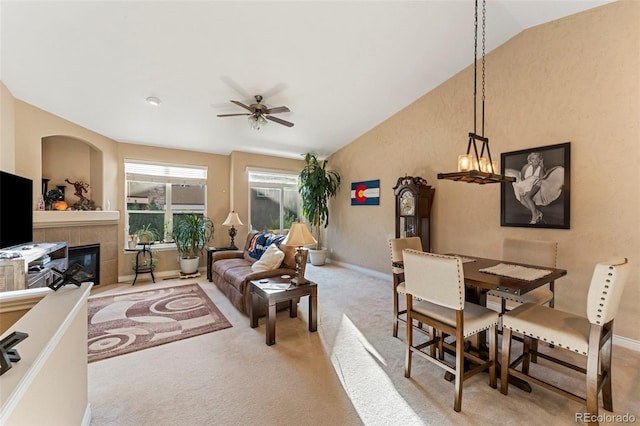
[265,115,294,127]
[217,113,251,117]
[230,100,254,112]
[264,106,290,114]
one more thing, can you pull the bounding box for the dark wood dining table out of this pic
[393,254,567,305]
[450,254,567,306]
[393,253,568,391]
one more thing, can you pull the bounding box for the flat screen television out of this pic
[0,170,33,249]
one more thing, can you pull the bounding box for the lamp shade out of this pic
[282,222,317,247]
[222,211,243,227]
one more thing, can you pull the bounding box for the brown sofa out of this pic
[211,230,297,315]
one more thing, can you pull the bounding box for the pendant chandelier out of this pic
[437,0,515,185]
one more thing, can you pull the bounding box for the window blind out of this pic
[125,160,207,185]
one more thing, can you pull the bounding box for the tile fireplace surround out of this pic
[32,211,119,285]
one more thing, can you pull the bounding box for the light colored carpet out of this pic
[88,264,640,426]
[87,284,231,362]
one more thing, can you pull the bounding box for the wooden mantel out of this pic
[33,210,120,228]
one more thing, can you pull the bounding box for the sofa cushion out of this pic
[212,257,253,278]
[251,244,285,272]
[222,264,254,292]
[246,232,286,260]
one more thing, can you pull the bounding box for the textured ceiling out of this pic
[1,1,612,159]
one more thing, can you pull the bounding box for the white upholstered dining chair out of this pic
[500,258,630,425]
[403,250,499,412]
[389,237,424,338]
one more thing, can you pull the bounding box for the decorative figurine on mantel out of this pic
[65,178,96,210]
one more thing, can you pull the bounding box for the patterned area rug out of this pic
[87,284,232,362]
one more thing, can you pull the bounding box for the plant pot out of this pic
[128,240,137,249]
[179,256,200,274]
[309,248,328,266]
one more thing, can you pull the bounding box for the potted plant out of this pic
[163,220,174,243]
[172,213,215,274]
[135,224,158,245]
[298,153,341,265]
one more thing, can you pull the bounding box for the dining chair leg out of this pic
[522,336,533,374]
[437,329,444,360]
[530,339,539,364]
[500,327,512,395]
[404,295,413,378]
[454,327,464,412]
[393,290,400,338]
[489,326,497,389]
[586,326,602,423]
[601,329,614,411]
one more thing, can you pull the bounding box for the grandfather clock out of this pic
[393,175,435,252]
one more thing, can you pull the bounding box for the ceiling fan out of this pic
[217,95,294,129]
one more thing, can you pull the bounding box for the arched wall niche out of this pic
[42,135,104,209]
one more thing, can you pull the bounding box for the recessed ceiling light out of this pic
[146,96,161,106]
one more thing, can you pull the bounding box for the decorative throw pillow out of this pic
[247,232,286,260]
[251,244,285,272]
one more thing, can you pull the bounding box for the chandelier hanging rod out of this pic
[437,0,514,185]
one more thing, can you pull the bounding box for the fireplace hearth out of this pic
[68,243,100,285]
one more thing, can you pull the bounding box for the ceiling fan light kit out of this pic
[437,0,514,185]
[145,96,162,106]
[249,114,268,130]
[217,95,294,130]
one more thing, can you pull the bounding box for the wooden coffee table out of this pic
[250,277,317,346]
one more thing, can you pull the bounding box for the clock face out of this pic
[400,191,415,216]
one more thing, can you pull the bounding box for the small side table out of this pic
[206,246,236,281]
[125,244,155,285]
[250,278,317,346]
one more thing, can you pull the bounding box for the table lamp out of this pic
[222,211,243,249]
[282,222,317,285]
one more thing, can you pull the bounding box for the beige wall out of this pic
[1,1,637,340]
[13,100,119,210]
[228,150,305,246]
[0,82,16,171]
[328,1,640,340]
[116,143,231,277]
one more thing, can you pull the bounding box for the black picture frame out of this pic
[500,142,570,229]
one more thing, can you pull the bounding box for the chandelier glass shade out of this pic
[437,0,514,185]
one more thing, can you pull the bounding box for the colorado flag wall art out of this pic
[351,179,380,206]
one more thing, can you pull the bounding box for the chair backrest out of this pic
[587,258,630,325]
[389,237,423,274]
[403,250,465,310]
[502,238,557,268]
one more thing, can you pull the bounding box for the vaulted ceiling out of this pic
[1,1,612,159]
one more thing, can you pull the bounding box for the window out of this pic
[125,160,207,245]
[248,169,300,234]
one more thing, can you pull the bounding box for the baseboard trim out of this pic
[331,259,640,352]
[118,267,204,283]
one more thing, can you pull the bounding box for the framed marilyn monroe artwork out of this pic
[500,142,570,229]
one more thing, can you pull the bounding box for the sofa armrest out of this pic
[212,250,244,262]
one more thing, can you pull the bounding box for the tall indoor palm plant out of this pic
[172,213,214,274]
[298,153,341,264]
